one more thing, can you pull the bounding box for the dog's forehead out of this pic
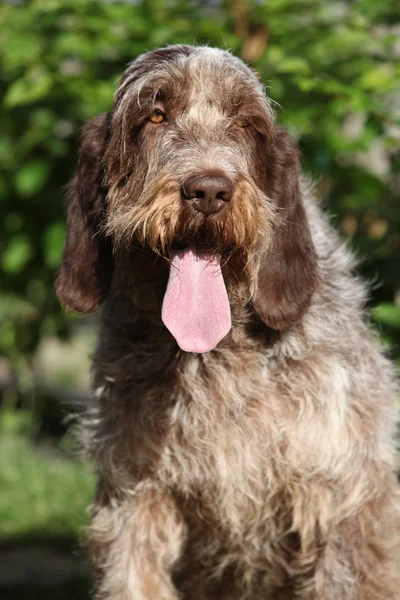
[116,45,265,109]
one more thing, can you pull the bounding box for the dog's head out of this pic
[56,45,317,351]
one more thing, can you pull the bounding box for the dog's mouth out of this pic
[171,223,234,254]
[161,237,232,353]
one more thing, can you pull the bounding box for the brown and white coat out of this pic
[56,45,400,600]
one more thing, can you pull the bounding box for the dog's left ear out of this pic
[253,127,317,331]
[56,113,114,314]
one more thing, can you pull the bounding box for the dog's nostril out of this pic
[182,175,234,215]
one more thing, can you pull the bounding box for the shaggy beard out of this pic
[105,172,276,274]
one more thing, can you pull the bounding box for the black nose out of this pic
[182,175,234,215]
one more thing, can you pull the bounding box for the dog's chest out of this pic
[153,350,354,531]
[155,357,285,523]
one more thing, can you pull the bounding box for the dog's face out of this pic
[104,46,275,258]
[56,45,317,348]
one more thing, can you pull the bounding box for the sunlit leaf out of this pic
[372,304,400,329]
[358,64,398,92]
[278,57,310,75]
[14,162,50,197]
[1,235,33,273]
[4,69,52,107]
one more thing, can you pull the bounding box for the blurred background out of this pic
[0,0,399,598]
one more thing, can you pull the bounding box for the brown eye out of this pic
[149,109,166,124]
[235,118,249,128]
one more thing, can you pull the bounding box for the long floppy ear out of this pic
[253,127,317,330]
[55,113,114,314]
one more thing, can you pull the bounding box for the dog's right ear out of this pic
[55,113,114,314]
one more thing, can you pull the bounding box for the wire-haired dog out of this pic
[56,45,400,600]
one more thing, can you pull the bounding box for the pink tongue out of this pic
[161,246,231,353]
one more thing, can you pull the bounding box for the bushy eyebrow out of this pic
[115,70,273,137]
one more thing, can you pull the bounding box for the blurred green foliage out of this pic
[0,408,94,540]
[0,0,399,402]
[0,407,93,599]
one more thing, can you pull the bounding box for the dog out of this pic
[56,45,400,599]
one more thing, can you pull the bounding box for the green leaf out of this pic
[1,235,33,273]
[372,304,400,329]
[358,64,397,92]
[4,69,52,108]
[14,161,50,197]
[43,222,66,268]
[0,293,38,323]
[278,57,310,75]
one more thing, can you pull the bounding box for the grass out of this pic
[0,408,95,599]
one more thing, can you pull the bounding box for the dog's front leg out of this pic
[89,480,187,600]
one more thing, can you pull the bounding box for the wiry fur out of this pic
[56,45,400,599]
